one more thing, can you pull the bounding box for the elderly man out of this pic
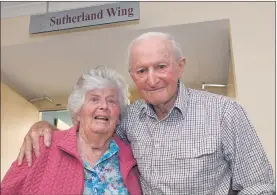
[17,32,274,195]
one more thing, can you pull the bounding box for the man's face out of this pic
[129,37,185,106]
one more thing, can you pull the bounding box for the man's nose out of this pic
[147,71,158,87]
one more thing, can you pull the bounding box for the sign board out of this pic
[29,2,140,34]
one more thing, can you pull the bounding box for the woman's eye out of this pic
[108,99,117,104]
[91,97,99,102]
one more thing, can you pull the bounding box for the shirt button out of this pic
[154,144,159,148]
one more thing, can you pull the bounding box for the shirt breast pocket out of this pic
[174,136,218,159]
[160,136,220,192]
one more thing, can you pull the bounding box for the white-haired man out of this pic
[17,32,275,195]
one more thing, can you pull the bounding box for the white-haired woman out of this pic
[1,66,142,195]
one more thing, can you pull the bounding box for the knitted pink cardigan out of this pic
[1,125,142,195]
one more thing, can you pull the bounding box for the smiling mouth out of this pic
[148,87,164,92]
[94,116,109,121]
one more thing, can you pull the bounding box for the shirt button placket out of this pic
[152,121,162,185]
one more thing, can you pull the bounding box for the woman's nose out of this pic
[99,99,108,110]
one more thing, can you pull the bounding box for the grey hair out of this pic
[127,32,183,71]
[67,66,130,124]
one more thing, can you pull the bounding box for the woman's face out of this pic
[77,88,121,137]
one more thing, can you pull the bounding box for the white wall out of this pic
[1,2,275,168]
[1,83,39,180]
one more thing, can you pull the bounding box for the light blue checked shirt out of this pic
[116,81,275,195]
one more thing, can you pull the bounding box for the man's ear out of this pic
[116,119,120,125]
[177,56,186,77]
[129,70,137,83]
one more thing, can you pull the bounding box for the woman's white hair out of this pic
[67,66,130,124]
[127,32,183,71]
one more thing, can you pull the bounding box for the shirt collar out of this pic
[173,81,189,118]
[139,80,189,119]
[83,139,119,170]
[57,125,120,161]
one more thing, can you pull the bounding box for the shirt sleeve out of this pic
[115,106,130,142]
[221,101,275,194]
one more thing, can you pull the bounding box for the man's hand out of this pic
[17,121,57,167]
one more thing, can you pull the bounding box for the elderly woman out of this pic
[1,66,141,195]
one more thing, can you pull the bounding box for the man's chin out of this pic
[144,98,167,106]
[140,92,169,105]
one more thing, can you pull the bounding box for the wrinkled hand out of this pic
[17,121,57,167]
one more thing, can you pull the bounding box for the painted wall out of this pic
[1,2,275,168]
[41,110,73,128]
[1,83,39,180]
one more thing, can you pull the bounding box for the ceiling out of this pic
[1,19,231,110]
[1,1,37,7]
[1,2,117,18]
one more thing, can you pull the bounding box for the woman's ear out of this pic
[75,112,81,124]
[74,120,80,126]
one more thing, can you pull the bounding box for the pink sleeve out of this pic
[127,166,142,195]
[1,153,37,195]
[1,138,45,195]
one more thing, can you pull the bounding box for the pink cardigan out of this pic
[1,126,142,195]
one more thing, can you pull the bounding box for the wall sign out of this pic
[29,2,140,34]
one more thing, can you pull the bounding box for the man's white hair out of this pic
[127,32,183,71]
[67,66,130,124]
